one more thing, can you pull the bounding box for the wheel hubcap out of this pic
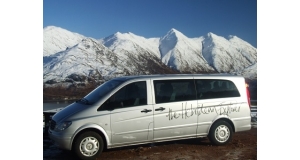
[79,136,99,157]
[215,125,230,143]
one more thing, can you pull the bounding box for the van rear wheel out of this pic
[208,121,233,145]
[73,131,104,160]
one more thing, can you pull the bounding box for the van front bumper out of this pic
[48,129,72,150]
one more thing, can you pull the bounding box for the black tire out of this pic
[208,120,233,145]
[73,131,104,160]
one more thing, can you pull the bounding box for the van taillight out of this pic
[245,83,251,108]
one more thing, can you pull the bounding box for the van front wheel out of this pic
[73,131,104,160]
[208,121,233,145]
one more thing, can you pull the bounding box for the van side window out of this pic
[99,81,147,110]
[196,79,240,99]
[154,79,196,104]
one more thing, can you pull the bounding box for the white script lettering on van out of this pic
[166,101,242,121]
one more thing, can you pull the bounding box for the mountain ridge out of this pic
[43,26,257,87]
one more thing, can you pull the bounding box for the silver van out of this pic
[48,74,251,160]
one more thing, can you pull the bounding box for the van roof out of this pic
[112,73,243,81]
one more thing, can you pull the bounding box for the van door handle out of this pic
[155,107,165,111]
[141,109,152,113]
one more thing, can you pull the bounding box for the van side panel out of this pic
[110,105,153,145]
[63,110,112,149]
[194,76,251,135]
[109,80,154,146]
[229,77,252,132]
[152,79,198,141]
[153,101,198,140]
[195,99,251,135]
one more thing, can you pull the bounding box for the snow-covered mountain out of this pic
[43,26,85,57]
[159,29,214,72]
[43,26,257,86]
[43,38,123,84]
[43,34,177,86]
[202,32,257,73]
[236,62,257,80]
[99,32,161,59]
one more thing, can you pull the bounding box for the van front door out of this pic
[152,79,198,141]
[101,81,153,146]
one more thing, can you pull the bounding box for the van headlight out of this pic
[54,121,72,132]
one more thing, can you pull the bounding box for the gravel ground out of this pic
[43,124,257,160]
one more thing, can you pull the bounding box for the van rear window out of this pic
[153,79,240,104]
[196,79,240,99]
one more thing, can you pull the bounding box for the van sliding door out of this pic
[152,79,198,141]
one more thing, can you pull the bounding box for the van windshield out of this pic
[77,79,124,105]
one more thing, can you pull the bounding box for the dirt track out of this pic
[43,126,257,160]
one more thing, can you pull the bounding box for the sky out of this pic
[43,0,257,47]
